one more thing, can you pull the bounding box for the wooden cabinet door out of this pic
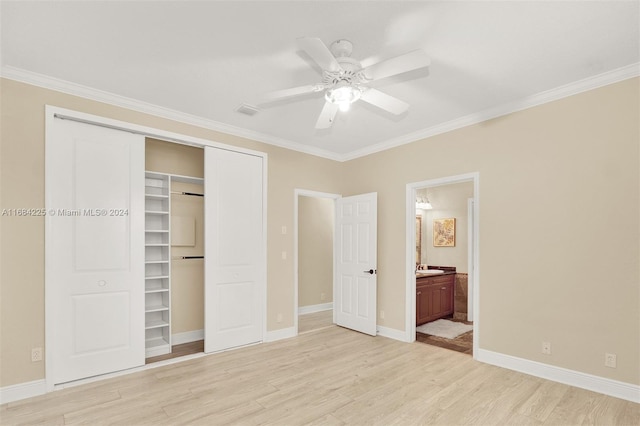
[416,284,430,325]
[441,281,454,316]
[416,275,455,326]
[427,283,444,320]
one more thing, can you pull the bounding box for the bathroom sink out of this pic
[416,269,445,276]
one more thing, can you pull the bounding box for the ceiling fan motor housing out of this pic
[329,39,353,58]
[323,56,364,89]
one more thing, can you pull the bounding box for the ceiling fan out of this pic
[250,37,431,129]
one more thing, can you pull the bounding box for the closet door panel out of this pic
[46,118,145,385]
[205,147,264,353]
[73,138,131,271]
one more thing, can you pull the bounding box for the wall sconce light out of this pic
[416,196,432,210]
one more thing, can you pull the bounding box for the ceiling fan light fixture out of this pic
[325,82,361,112]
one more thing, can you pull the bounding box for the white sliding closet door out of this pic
[204,147,264,353]
[46,118,145,384]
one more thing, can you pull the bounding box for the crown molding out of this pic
[0,66,343,161]
[341,63,640,161]
[3,63,638,163]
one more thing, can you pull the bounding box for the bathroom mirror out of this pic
[416,216,422,265]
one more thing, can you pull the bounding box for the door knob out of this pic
[363,269,376,275]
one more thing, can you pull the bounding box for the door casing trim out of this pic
[405,172,479,357]
[293,189,341,335]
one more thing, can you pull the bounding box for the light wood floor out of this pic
[298,309,333,334]
[1,326,638,425]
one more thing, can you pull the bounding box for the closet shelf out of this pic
[145,210,169,215]
[145,230,169,233]
[145,274,169,280]
[145,304,169,313]
[145,243,169,247]
[145,319,170,330]
[145,260,169,264]
[145,336,170,348]
[145,287,169,294]
[144,193,169,200]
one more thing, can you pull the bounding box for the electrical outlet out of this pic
[281,251,287,260]
[276,313,283,323]
[31,347,43,362]
[320,292,326,301]
[380,310,385,319]
[542,341,551,355]
[281,226,287,235]
[605,353,617,368]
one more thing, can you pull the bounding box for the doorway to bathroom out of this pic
[294,190,340,334]
[406,173,479,356]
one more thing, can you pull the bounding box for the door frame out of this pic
[45,105,268,391]
[405,172,479,357]
[293,189,341,335]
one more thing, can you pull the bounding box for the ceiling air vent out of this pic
[235,103,260,116]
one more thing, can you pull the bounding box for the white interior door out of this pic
[335,193,378,336]
[46,118,145,385]
[204,147,264,353]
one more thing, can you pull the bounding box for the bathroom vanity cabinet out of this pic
[416,273,455,325]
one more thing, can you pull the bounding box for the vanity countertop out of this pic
[416,270,456,278]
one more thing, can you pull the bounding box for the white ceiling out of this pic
[2,1,638,160]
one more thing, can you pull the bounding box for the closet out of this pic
[45,107,266,387]
[145,139,205,359]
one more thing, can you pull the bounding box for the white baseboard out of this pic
[265,326,296,342]
[5,339,636,406]
[0,379,47,404]
[476,348,640,403]
[298,302,333,315]
[172,329,204,345]
[376,325,409,342]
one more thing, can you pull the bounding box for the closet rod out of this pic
[53,113,202,148]
[173,256,204,260]
[171,191,204,197]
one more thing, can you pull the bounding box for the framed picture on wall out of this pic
[433,217,455,247]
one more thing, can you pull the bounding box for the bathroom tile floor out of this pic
[416,318,473,355]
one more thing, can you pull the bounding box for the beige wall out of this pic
[170,180,205,334]
[1,76,638,388]
[341,78,639,385]
[298,196,334,308]
[146,138,205,178]
[417,182,474,272]
[0,78,344,387]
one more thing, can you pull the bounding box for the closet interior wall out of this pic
[145,138,205,351]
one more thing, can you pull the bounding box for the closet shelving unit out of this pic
[144,172,172,358]
[144,171,205,358]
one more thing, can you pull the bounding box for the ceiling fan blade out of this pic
[255,84,323,106]
[361,50,430,82]
[297,37,342,73]
[315,102,339,129]
[360,89,409,115]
